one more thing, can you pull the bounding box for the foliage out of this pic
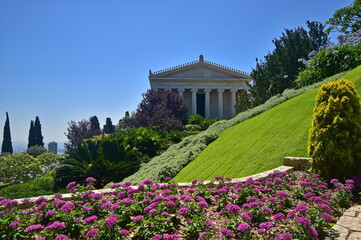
[187,114,221,131]
[308,78,361,180]
[0,171,66,199]
[64,116,104,153]
[112,127,166,161]
[1,112,13,154]
[55,137,140,189]
[103,117,115,134]
[116,111,133,130]
[326,0,361,34]
[235,89,253,113]
[296,39,361,88]
[131,90,189,131]
[250,21,329,106]
[0,171,354,239]
[26,145,47,157]
[0,153,61,187]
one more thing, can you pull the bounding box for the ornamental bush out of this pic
[308,78,361,179]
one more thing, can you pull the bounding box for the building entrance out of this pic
[196,93,205,117]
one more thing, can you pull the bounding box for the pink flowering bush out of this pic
[0,171,354,239]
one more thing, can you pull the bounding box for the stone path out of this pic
[326,205,361,240]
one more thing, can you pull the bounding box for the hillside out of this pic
[173,66,361,182]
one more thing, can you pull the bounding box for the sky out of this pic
[0,0,353,143]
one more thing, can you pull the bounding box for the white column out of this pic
[217,89,224,118]
[231,89,237,117]
[178,88,185,98]
[204,89,211,119]
[191,88,198,115]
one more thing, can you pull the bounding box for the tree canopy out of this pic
[326,0,361,34]
[131,90,189,131]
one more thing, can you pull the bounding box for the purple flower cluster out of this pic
[0,171,354,239]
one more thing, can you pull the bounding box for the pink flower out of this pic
[85,228,99,238]
[66,181,76,189]
[120,229,130,235]
[150,235,162,240]
[25,224,44,232]
[86,177,96,183]
[84,215,98,224]
[9,221,20,228]
[225,203,241,214]
[45,221,66,230]
[132,215,144,221]
[54,235,68,240]
[237,223,250,231]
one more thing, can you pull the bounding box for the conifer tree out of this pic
[1,112,13,154]
[89,116,101,136]
[28,120,36,148]
[34,116,44,147]
[103,117,115,134]
[308,78,361,179]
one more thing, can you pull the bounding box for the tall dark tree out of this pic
[89,116,101,136]
[250,21,329,105]
[1,112,13,154]
[28,120,36,148]
[34,116,44,147]
[103,117,115,134]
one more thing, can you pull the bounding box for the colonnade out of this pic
[175,88,238,119]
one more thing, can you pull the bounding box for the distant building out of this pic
[48,141,58,155]
[149,55,252,119]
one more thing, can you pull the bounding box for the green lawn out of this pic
[173,66,361,182]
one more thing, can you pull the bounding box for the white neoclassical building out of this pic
[149,55,252,119]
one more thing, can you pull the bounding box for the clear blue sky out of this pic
[0,0,352,142]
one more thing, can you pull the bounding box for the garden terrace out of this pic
[0,166,356,240]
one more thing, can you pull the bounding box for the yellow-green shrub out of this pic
[308,78,361,179]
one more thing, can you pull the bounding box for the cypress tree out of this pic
[103,117,115,134]
[1,112,13,154]
[28,120,36,148]
[34,116,44,147]
[89,116,101,136]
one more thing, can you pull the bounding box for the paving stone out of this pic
[338,216,361,232]
[327,224,349,240]
[348,232,361,240]
[344,210,357,217]
[349,205,361,213]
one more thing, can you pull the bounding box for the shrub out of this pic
[131,90,189,131]
[55,137,140,188]
[296,34,361,88]
[26,145,47,157]
[187,114,221,131]
[308,78,361,179]
[0,171,66,199]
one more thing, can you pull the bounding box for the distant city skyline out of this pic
[0,0,352,142]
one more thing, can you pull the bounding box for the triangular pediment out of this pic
[161,66,236,79]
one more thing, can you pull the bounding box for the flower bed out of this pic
[0,171,354,240]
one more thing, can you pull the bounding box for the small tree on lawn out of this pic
[1,112,13,154]
[308,78,361,180]
[131,90,189,131]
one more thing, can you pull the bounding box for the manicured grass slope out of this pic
[173,66,361,182]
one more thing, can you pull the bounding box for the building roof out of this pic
[149,55,252,81]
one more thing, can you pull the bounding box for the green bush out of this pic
[26,145,47,157]
[308,78,361,179]
[55,137,140,188]
[187,114,221,130]
[0,171,66,199]
[296,42,361,88]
